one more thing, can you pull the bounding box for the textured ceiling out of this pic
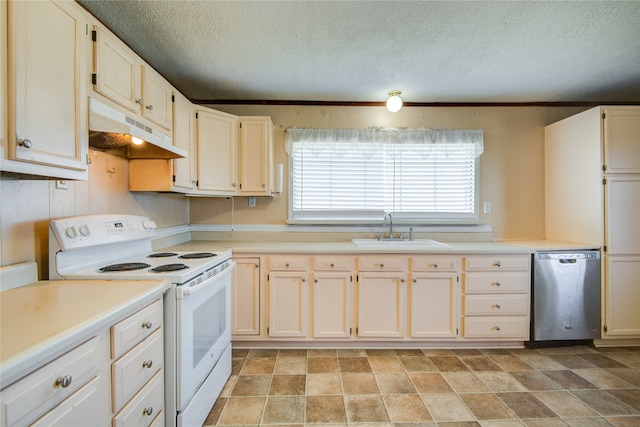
[78,0,640,104]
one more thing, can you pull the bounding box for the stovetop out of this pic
[49,214,232,284]
[60,250,232,284]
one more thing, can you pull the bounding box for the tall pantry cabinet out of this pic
[545,106,640,340]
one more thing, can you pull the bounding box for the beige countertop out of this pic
[0,279,171,387]
[163,239,599,255]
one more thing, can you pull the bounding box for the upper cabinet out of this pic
[2,0,89,179]
[92,26,172,131]
[238,117,274,196]
[196,108,238,195]
[603,108,640,174]
[171,91,197,192]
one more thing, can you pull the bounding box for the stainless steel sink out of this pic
[351,238,450,248]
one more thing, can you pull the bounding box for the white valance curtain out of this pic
[285,127,484,156]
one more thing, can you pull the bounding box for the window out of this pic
[286,127,484,224]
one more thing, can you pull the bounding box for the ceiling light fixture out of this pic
[131,136,144,145]
[386,90,403,112]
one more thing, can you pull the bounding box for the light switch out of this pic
[483,201,491,214]
[248,197,257,207]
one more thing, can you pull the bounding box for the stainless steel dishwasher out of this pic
[528,250,601,346]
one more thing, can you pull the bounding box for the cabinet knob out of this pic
[330,263,335,267]
[142,321,153,329]
[380,264,384,268]
[135,98,143,105]
[55,375,72,388]
[412,278,417,283]
[17,138,32,149]
[493,260,501,267]
[495,304,501,309]
[142,360,153,369]
[314,279,318,283]
[301,278,306,282]
[401,278,405,283]
[495,326,501,331]
[433,264,438,268]
[494,282,501,287]
[285,263,290,267]
[145,104,154,112]
[143,407,154,417]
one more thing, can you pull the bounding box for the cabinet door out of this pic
[603,107,640,174]
[605,176,640,254]
[238,117,272,196]
[313,272,352,339]
[357,272,405,338]
[232,258,261,336]
[268,271,308,337]
[141,65,172,130]
[196,108,238,194]
[604,255,640,337]
[409,273,457,338]
[172,92,196,191]
[9,0,87,172]
[92,26,140,113]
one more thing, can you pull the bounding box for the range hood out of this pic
[88,97,186,159]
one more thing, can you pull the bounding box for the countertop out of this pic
[0,279,171,388]
[163,239,599,255]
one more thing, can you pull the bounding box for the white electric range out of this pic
[49,214,233,427]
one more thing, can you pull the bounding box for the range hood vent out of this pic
[88,98,186,159]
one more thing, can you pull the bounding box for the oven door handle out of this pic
[177,261,234,299]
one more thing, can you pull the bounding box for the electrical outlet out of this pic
[248,197,257,207]
[56,180,69,190]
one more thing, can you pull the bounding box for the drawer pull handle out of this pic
[433,264,438,268]
[143,360,153,369]
[380,264,384,268]
[495,304,501,309]
[495,326,501,331]
[143,407,154,417]
[330,263,335,267]
[145,104,154,112]
[55,375,72,388]
[285,263,290,267]
[493,261,501,267]
[142,321,153,329]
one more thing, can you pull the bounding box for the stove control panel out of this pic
[50,214,156,251]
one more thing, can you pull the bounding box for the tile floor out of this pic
[203,345,640,426]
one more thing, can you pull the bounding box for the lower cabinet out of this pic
[0,298,164,427]
[243,252,530,344]
[462,255,530,339]
[604,255,640,337]
[232,258,261,336]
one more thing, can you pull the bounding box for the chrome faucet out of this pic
[379,212,403,240]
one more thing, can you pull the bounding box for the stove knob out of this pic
[79,224,91,236]
[142,221,156,230]
[65,226,78,238]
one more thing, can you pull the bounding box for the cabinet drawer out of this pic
[411,255,460,272]
[112,299,163,359]
[113,370,164,427]
[465,272,529,293]
[112,329,163,413]
[464,317,529,338]
[313,256,353,271]
[30,376,103,427]
[358,255,406,271]
[465,255,530,271]
[267,255,309,271]
[0,336,100,427]
[465,294,528,316]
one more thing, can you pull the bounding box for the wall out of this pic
[0,149,189,279]
[190,104,586,241]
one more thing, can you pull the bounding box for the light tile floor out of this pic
[204,345,640,426]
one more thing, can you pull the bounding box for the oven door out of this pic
[176,262,233,409]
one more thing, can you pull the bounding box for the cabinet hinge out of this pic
[457,276,459,283]
[195,112,198,119]
[86,154,90,165]
[603,325,608,333]
[603,245,607,253]
[356,327,358,335]
[603,178,607,185]
[456,328,459,335]
[349,328,352,335]
[91,30,97,42]
[91,74,97,85]
[172,175,176,183]
[356,275,359,282]
[602,164,607,172]
[172,94,175,103]
[239,183,242,189]
[195,180,199,187]
[239,122,242,128]
[350,275,353,282]
[267,326,270,334]
[602,112,606,120]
